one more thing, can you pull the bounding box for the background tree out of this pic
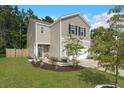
[0,5,39,57]
[41,16,54,23]
[0,6,20,55]
[19,8,39,48]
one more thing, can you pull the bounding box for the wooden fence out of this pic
[6,49,29,57]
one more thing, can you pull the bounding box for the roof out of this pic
[30,12,90,27]
[51,12,90,27]
[30,18,51,26]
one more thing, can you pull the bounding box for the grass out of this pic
[0,57,124,88]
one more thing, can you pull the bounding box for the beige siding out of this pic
[27,20,36,57]
[49,22,61,59]
[61,15,90,40]
[36,23,51,44]
[61,15,90,57]
[27,14,90,59]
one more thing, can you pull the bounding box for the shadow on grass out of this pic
[78,68,114,85]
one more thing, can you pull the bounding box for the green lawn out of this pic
[0,57,124,88]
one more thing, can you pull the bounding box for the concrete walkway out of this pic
[79,59,124,76]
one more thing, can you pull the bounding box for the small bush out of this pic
[31,58,43,67]
[72,58,81,68]
[49,57,59,65]
[27,56,33,59]
[49,57,58,62]
[61,57,69,63]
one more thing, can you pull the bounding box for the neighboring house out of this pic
[27,13,91,60]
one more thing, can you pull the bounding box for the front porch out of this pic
[35,43,50,58]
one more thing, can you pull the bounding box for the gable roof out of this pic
[51,12,90,27]
[29,18,51,26]
[30,12,90,28]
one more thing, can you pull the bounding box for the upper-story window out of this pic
[41,27,44,33]
[80,27,84,36]
[79,27,86,37]
[69,24,86,37]
[69,24,76,34]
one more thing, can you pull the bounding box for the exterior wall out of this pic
[27,14,90,60]
[35,22,51,57]
[36,22,51,44]
[49,22,61,59]
[61,15,90,58]
[27,20,36,57]
[61,15,90,40]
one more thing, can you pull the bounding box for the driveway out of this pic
[79,59,98,68]
[79,59,124,76]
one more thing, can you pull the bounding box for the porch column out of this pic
[35,43,38,58]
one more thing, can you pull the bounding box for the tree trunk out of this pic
[115,62,119,87]
[115,48,119,87]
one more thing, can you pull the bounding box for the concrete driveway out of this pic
[79,59,124,76]
[79,59,98,68]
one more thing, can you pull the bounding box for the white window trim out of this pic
[80,27,84,36]
[41,26,44,34]
[70,24,76,34]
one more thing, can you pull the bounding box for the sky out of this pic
[19,5,115,29]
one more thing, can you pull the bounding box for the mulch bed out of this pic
[30,62,84,72]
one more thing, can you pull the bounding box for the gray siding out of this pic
[27,20,36,57]
[27,14,90,59]
[61,15,90,40]
[36,23,51,44]
[49,22,61,59]
[61,15,90,57]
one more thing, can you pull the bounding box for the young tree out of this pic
[107,5,124,87]
[89,27,117,69]
[64,35,84,68]
[89,5,124,87]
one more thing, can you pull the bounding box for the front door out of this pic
[38,45,43,57]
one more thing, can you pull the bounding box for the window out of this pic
[41,27,44,33]
[80,27,84,36]
[69,24,86,37]
[79,27,86,37]
[69,24,76,34]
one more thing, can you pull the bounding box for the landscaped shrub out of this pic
[27,56,33,59]
[61,57,69,63]
[49,57,61,70]
[49,57,59,65]
[31,57,43,67]
[71,58,81,68]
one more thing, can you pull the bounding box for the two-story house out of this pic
[27,13,90,60]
